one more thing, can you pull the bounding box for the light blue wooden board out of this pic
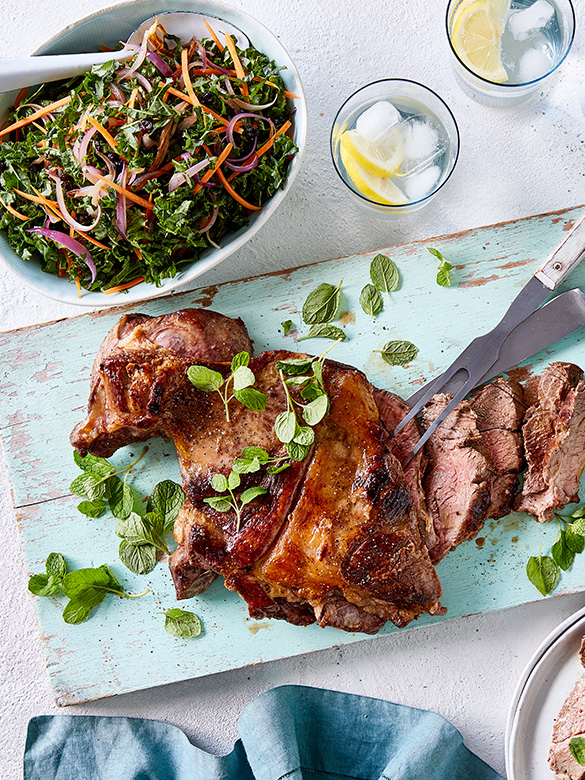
[2,205,585,705]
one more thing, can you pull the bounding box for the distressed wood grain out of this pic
[1,205,585,705]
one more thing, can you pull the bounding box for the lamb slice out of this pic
[71,308,252,457]
[516,363,585,522]
[423,394,493,563]
[371,388,436,551]
[549,637,585,780]
[471,378,526,521]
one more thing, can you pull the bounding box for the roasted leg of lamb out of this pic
[71,308,443,634]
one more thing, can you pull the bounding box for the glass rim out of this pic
[445,0,576,89]
[329,78,461,210]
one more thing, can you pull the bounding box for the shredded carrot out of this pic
[193,143,233,194]
[133,246,143,261]
[87,116,119,151]
[83,234,111,251]
[127,88,138,110]
[14,87,29,109]
[14,187,63,221]
[74,276,82,297]
[252,77,299,100]
[215,167,261,211]
[256,120,292,158]
[0,195,29,221]
[103,276,145,294]
[181,47,201,108]
[204,18,224,51]
[224,34,246,81]
[0,96,72,138]
[85,172,154,210]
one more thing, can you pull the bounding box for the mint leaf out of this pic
[370,254,399,297]
[108,480,134,520]
[240,486,268,506]
[164,608,202,638]
[281,320,293,336]
[211,474,228,493]
[275,411,297,443]
[119,539,157,575]
[302,395,328,426]
[187,365,224,392]
[376,340,419,367]
[204,496,232,512]
[232,365,255,392]
[46,553,67,581]
[230,351,250,371]
[360,284,384,318]
[302,281,342,324]
[526,552,559,596]
[147,480,185,532]
[77,498,107,518]
[570,737,585,766]
[28,573,61,597]
[233,387,267,411]
[298,324,347,342]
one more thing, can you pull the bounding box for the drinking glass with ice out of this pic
[446,0,575,106]
[331,80,459,214]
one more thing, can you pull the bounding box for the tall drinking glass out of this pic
[446,0,575,106]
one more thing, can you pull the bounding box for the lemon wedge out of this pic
[339,128,404,178]
[451,0,509,83]
[340,140,408,205]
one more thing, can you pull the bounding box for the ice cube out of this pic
[403,166,441,202]
[402,118,440,163]
[355,101,401,143]
[508,0,555,41]
[519,46,553,82]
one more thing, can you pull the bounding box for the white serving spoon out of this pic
[0,12,250,94]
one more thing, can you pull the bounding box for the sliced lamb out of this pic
[549,637,585,780]
[471,377,526,520]
[516,362,585,523]
[372,388,437,552]
[422,394,493,563]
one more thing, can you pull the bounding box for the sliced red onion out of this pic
[116,163,128,241]
[126,44,173,77]
[109,83,127,102]
[199,205,218,233]
[224,78,235,96]
[49,173,102,233]
[73,126,97,164]
[142,133,157,150]
[168,159,210,193]
[116,67,153,93]
[132,169,166,190]
[226,113,275,147]
[224,154,259,173]
[230,96,278,112]
[125,19,157,78]
[95,149,116,179]
[228,137,257,164]
[177,113,198,133]
[205,55,232,75]
[193,41,207,72]
[28,227,97,284]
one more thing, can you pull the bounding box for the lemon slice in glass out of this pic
[339,128,404,178]
[451,0,509,83]
[339,140,408,205]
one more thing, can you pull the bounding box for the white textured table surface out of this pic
[1,1,585,777]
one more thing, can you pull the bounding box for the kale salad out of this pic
[0,19,298,294]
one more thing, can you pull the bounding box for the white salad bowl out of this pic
[0,0,307,307]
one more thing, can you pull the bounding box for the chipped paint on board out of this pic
[1,206,585,706]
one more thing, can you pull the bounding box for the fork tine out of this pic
[405,373,477,461]
[393,355,473,436]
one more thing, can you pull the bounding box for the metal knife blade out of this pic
[406,288,585,405]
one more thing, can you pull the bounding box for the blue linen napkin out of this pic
[24,684,504,780]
